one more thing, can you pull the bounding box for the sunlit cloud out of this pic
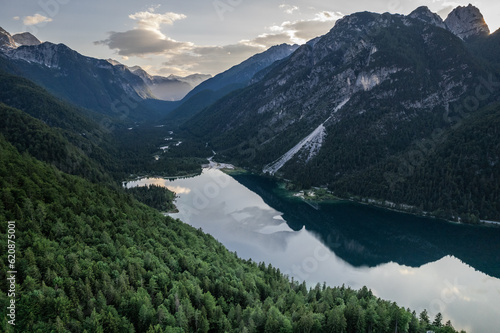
[129,10,186,30]
[265,11,343,44]
[96,28,189,56]
[95,7,190,57]
[23,14,53,26]
[280,4,299,14]
[431,1,462,19]
[96,8,342,75]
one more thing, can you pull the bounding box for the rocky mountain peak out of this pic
[0,27,17,49]
[408,6,447,29]
[445,4,490,40]
[12,32,41,46]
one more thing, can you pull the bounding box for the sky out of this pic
[1,0,500,77]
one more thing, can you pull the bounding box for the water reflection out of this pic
[126,169,500,333]
[232,173,500,279]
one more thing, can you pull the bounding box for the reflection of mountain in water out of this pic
[231,173,500,279]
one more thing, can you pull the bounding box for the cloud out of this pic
[95,29,189,56]
[97,8,342,76]
[155,10,341,74]
[280,4,299,14]
[437,5,456,19]
[95,8,189,56]
[160,43,264,75]
[23,14,53,26]
[242,32,295,48]
[13,16,20,21]
[128,11,186,30]
[267,11,342,44]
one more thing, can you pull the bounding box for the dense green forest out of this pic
[126,185,177,213]
[330,102,500,223]
[0,69,209,181]
[0,134,464,332]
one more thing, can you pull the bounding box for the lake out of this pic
[125,168,500,333]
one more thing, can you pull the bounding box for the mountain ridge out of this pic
[0,27,176,121]
[164,43,299,124]
[182,6,500,222]
[109,60,212,101]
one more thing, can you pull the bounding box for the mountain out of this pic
[183,7,500,221]
[165,43,299,124]
[0,27,16,49]
[445,4,490,40]
[466,28,500,67]
[0,47,453,333]
[12,32,41,46]
[126,63,211,101]
[0,67,117,182]
[408,6,447,29]
[0,27,174,122]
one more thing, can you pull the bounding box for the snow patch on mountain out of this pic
[7,43,63,69]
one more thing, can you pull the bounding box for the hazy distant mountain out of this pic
[183,5,500,222]
[125,63,211,101]
[165,43,299,124]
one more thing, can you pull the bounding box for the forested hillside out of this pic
[0,64,462,332]
[0,135,464,332]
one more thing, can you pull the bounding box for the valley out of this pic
[1,3,499,332]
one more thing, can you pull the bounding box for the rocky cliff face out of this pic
[0,27,17,49]
[445,4,490,40]
[408,6,447,29]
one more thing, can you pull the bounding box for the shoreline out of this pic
[225,164,500,227]
[124,160,500,227]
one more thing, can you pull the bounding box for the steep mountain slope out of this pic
[0,27,173,122]
[183,7,499,221]
[0,67,207,181]
[0,68,117,182]
[0,27,16,49]
[466,27,500,67]
[165,43,299,124]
